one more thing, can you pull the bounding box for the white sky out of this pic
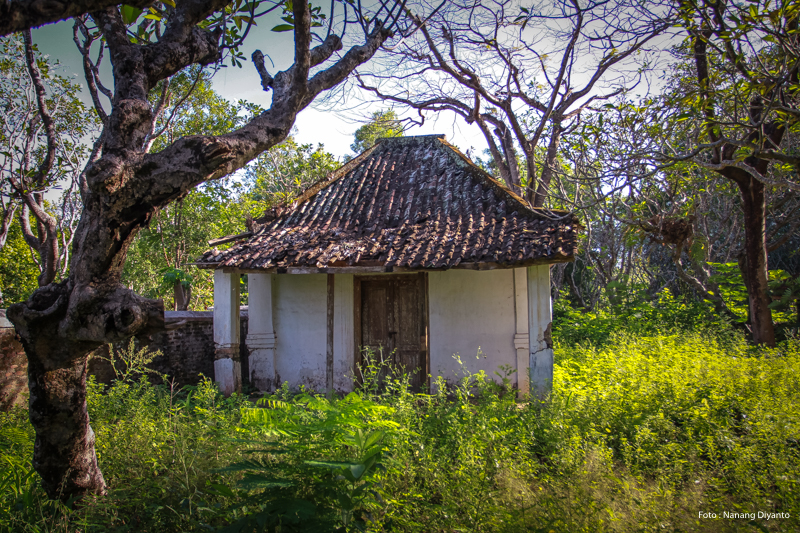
[30,19,489,162]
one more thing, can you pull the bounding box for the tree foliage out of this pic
[566,0,800,346]
[349,109,404,154]
[0,221,39,305]
[247,135,339,208]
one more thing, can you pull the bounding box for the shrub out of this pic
[553,288,733,347]
[1,335,798,532]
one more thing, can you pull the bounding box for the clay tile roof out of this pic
[197,135,580,272]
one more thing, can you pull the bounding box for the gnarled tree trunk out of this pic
[9,280,165,498]
[11,286,106,497]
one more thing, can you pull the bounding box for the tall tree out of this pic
[357,0,673,205]
[673,0,800,346]
[5,0,411,500]
[0,34,97,301]
[581,0,800,345]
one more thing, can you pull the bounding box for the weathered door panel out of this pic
[361,281,391,351]
[394,276,423,389]
[358,275,426,390]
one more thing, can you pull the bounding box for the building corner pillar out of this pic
[213,269,241,396]
[246,273,277,392]
[527,264,553,400]
[513,268,530,397]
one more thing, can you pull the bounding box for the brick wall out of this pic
[1,309,251,410]
[0,311,27,410]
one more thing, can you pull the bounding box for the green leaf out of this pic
[271,24,295,32]
[120,5,143,24]
[350,462,367,480]
[208,483,236,498]
[363,430,385,450]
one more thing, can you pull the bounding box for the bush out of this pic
[1,373,253,532]
[1,334,798,532]
[553,288,732,347]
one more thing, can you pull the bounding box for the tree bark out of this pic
[25,339,105,497]
[737,176,776,346]
[174,280,191,311]
[7,281,165,499]
[0,0,152,37]
[533,125,561,208]
[565,262,588,310]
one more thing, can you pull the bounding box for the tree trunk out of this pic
[7,283,104,499]
[565,262,588,310]
[737,177,776,347]
[27,350,105,498]
[8,279,164,500]
[495,126,523,195]
[533,126,561,208]
[174,280,191,311]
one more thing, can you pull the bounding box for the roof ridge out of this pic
[260,133,574,227]
[377,133,446,142]
[434,137,572,220]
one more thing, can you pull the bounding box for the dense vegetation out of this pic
[1,0,799,526]
[2,303,798,532]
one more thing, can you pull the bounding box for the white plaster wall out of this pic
[273,274,327,390]
[428,269,517,384]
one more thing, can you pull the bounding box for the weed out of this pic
[1,333,798,532]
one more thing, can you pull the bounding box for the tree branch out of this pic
[0,0,151,36]
[23,29,57,186]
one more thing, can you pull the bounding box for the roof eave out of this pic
[195,253,574,273]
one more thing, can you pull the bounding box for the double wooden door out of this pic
[356,274,427,391]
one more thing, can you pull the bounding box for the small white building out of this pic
[197,135,578,397]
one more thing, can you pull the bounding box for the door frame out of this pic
[353,272,429,390]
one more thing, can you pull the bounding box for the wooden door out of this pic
[357,274,427,391]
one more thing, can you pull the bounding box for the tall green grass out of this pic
[1,332,798,532]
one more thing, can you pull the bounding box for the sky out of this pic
[29,18,489,162]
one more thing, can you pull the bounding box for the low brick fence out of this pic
[0,311,27,410]
[1,309,250,410]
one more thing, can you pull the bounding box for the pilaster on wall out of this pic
[214,269,241,396]
[513,268,530,396]
[247,273,276,391]
[527,264,553,399]
[333,274,355,393]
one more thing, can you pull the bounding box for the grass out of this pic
[1,329,799,532]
